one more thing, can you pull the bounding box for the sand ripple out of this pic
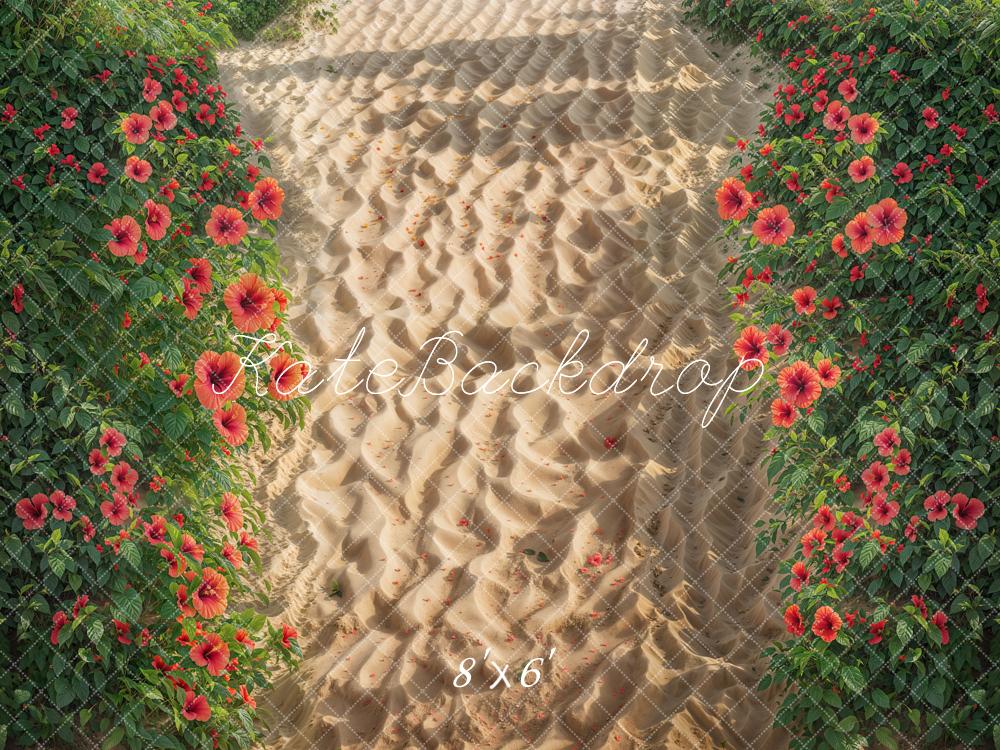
[222,1,787,747]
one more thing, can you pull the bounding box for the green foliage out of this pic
[1,0,235,54]
[225,0,340,41]
[687,0,1000,747]
[0,4,305,748]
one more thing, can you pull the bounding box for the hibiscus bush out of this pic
[1,2,308,747]
[686,0,1000,747]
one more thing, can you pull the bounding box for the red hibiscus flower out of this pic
[811,606,842,642]
[11,283,24,313]
[784,604,805,636]
[891,162,913,184]
[60,106,78,129]
[837,76,858,102]
[105,216,141,257]
[801,528,826,558]
[845,212,873,254]
[871,499,900,526]
[832,545,852,573]
[873,427,901,456]
[181,691,211,722]
[951,493,984,530]
[269,350,309,400]
[239,530,259,551]
[192,568,230,619]
[240,684,256,709]
[223,273,276,332]
[922,106,939,129]
[149,100,176,131]
[820,296,843,319]
[924,490,951,521]
[15,493,49,530]
[816,359,840,388]
[112,619,131,644]
[771,398,798,428]
[790,561,810,591]
[213,403,249,446]
[861,461,890,492]
[125,156,152,183]
[50,611,68,645]
[976,283,989,313]
[823,100,850,130]
[193,350,246,409]
[181,282,203,320]
[88,448,108,474]
[868,620,887,644]
[220,492,244,532]
[87,162,108,184]
[121,113,152,144]
[187,258,213,293]
[100,492,131,526]
[752,205,795,246]
[205,205,248,246]
[181,533,204,562]
[249,177,285,221]
[280,623,298,649]
[99,427,127,456]
[141,76,162,103]
[733,325,768,370]
[865,198,907,246]
[891,448,911,475]
[846,155,874,183]
[847,113,879,144]
[777,361,822,408]
[169,373,190,397]
[189,633,231,676]
[49,490,76,521]
[930,611,950,645]
[176,585,195,618]
[222,542,243,569]
[765,324,792,355]
[143,514,168,544]
[791,285,817,314]
[143,200,171,241]
[161,548,185,578]
[715,177,752,221]
[110,461,138,493]
[813,505,835,531]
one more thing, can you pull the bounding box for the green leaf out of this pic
[102,726,125,750]
[842,665,865,694]
[162,408,189,440]
[87,619,104,643]
[50,554,66,578]
[926,677,947,709]
[130,275,160,300]
[875,727,898,750]
[120,540,141,570]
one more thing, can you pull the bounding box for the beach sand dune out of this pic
[222,1,787,747]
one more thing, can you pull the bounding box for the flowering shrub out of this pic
[687,0,1000,747]
[1,2,307,747]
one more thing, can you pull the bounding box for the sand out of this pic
[221,1,788,747]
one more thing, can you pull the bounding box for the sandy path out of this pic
[221,1,786,747]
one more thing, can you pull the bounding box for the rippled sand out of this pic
[222,1,787,747]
